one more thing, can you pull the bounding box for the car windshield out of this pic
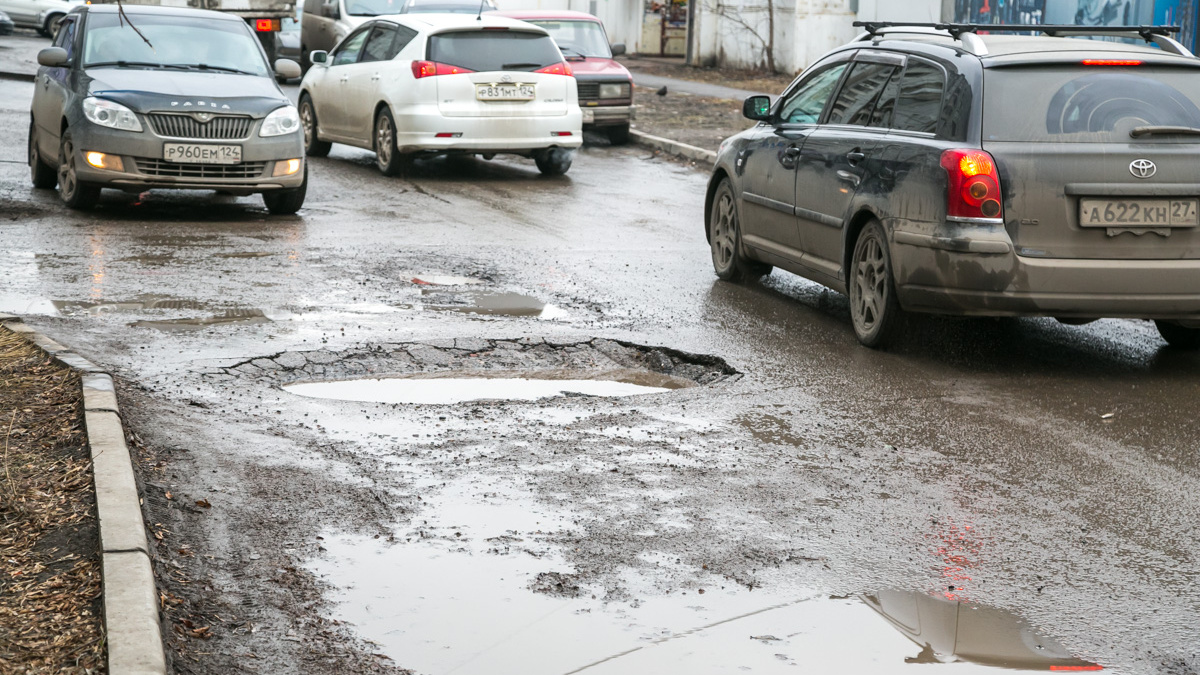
[984,66,1200,143]
[401,0,493,13]
[81,12,269,76]
[427,30,559,72]
[525,19,610,58]
[345,0,404,16]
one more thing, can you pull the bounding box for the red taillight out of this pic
[255,18,280,32]
[536,62,573,76]
[551,131,573,137]
[411,61,475,78]
[941,149,1003,220]
[1081,59,1141,66]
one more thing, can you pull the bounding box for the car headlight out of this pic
[82,97,142,132]
[260,105,300,137]
[599,82,631,99]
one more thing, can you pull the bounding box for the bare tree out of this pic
[704,0,778,73]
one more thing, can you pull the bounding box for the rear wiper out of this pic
[1130,125,1200,137]
[502,62,542,70]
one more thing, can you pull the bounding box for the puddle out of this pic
[411,274,483,286]
[307,482,1100,675]
[283,369,684,405]
[219,251,274,259]
[131,309,272,331]
[426,292,567,319]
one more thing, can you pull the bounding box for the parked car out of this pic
[491,9,632,144]
[299,14,582,175]
[0,10,15,35]
[28,4,307,213]
[707,22,1200,349]
[0,0,83,36]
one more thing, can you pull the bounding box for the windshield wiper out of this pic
[85,60,183,69]
[557,46,587,61]
[502,62,542,70]
[1130,125,1200,137]
[177,63,257,75]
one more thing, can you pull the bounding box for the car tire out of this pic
[262,164,308,215]
[534,147,572,176]
[607,124,631,145]
[849,220,903,348]
[57,130,101,210]
[1154,320,1200,349]
[299,93,331,158]
[708,178,772,282]
[373,107,410,176]
[29,122,56,189]
[40,14,62,38]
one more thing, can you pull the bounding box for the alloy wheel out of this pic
[300,102,315,149]
[375,114,393,168]
[58,138,78,201]
[851,231,888,334]
[711,192,737,271]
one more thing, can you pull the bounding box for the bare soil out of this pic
[0,327,105,674]
[620,56,796,93]
[631,86,752,152]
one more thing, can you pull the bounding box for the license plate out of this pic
[476,83,535,101]
[163,143,242,164]
[1079,198,1199,227]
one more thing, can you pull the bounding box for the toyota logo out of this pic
[1130,159,1156,178]
[500,74,513,83]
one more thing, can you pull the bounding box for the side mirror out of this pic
[37,47,69,68]
[310,50,328,65]
[610,43,626,56]
[742,95,771,121]
[274,58,302,79]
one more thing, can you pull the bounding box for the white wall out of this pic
[494,0,643,51]
[856,0,941,22]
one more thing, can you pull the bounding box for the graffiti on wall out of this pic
[954,0,1197,49]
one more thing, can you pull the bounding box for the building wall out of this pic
[494,0,643,51]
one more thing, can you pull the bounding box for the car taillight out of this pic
[941,148,1003,220]
[411,61,475,79]
[255,18,280,32]
[536,62,573,76]
[1081,59,1141,66]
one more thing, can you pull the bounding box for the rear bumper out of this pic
[892,222,1200,319]
[394,109,583,154]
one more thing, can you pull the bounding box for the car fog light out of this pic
[273,158,302,176]
[85,151,123,172]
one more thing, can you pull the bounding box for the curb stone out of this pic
[0,70,36,82]
[629,129,717,166]
[0,316,167,675]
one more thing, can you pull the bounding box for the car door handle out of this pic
[846,150,866,164]
[780,145,802,170]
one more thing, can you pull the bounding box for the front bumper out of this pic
[892,220,1200,319]
[580,104,633,128]
[72,122,305,193]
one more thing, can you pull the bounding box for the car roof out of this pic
[373,12,547,33]
[489,10,602,22]
[860,31,1199,67]
[80,3,243,21]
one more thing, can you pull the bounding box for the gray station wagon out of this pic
[28,4,306,213]
[707,22,1200,349]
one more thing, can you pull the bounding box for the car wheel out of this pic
[262,164,307,215]
[299,93,331,158]
[708,178,771,282]
[29,121,56,189]
[1154,320,1200,349]
[41,13,62,38]
[534,147,572,176]
[373,107,410,176]
[849,220,903,348]
[57,130,100,210]
[607,124,631,145]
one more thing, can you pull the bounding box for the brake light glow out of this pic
[941,148,1003,220]
[1081,59,1141,66]
[255,18,280,32]
[411,61,475,78]
[536,62,573,76]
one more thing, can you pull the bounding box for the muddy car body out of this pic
[706,23,1200,348]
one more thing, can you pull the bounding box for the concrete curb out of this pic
[0,70,36,82]
[629,129,717,166]
[0,315,167,675]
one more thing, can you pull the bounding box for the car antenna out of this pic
[476,0,484,20]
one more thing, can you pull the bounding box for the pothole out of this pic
[424,291,566,319]
[217,338,738,401]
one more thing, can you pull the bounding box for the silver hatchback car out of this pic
[28,4,307,213]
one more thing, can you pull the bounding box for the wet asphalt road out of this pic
[3,76,1200,674]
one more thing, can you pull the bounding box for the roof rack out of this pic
[851,21,1193,58]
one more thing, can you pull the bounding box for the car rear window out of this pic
[428,30,560,72]
[984,66,1200,142]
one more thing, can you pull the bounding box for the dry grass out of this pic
[0,327,106,674]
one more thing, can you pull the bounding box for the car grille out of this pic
[133,158,267,179]
[148,113,252,140]
[576,82,600,100]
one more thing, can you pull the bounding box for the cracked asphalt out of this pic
[3,73,1200,674]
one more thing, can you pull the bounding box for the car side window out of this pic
[332,27,369,66]
[54,17,76,61]
[892,59,945,134]
[391,25,418,56]
[775,62,849,126]
[304,0,321,13]
[825,62,899,127]
[360,24,397,63]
